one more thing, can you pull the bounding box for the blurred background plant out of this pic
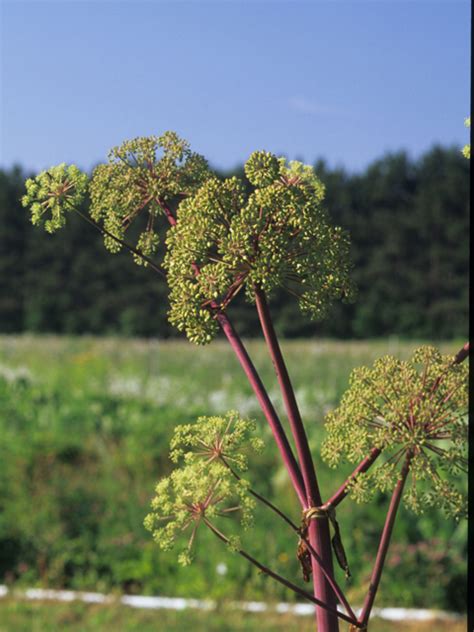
[0,337,466,612]
[0,145,469,341]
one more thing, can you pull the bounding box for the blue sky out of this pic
[1,1,471,174]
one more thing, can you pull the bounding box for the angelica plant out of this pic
[322,346,468,517]
[23,164,88,233]
[165,151,355,344]
[22,132,468,632]
[462,117,470,159]
[144,458,256,566]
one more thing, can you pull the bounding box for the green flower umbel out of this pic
[89,132,210,262]
[22,164,88,233]
[322,346,468,518]
[144,460,255,566]
[23,132,211,268]
[170,411,265,471]
[165,151,356,344]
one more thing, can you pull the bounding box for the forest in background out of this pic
[0,145,469,340]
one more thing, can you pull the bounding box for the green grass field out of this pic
[0,599,466,632]
[0,335,467,624]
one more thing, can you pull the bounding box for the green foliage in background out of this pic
[0,599,466,632]
[0,337,466,611]
[0,145,469,339]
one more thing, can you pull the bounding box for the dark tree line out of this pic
[0,145,469,339]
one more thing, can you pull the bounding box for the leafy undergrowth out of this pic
[0,336,467,611]
[0,600,466,632]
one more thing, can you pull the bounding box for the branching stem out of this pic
[323,447,382,511]
[253,287,340,631]
[160,200,307,505]
[358,452,412,626]
[73,208,166,278]
[215,312,306,504]
[254,287,320,505]
[221,459,355,620]
[203,519,359,627]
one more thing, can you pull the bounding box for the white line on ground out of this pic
[0,585,463,621]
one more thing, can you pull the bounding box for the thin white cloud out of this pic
[289,96,344,116]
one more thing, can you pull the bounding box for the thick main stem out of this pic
[307,515,339,631]
[254,288,339,632]
[358,453,412,626]
[254,288,320,502]
[223,460,355,620]
[204,519,359,627]
[216,312,306,505]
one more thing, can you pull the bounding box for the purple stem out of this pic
[358,452,412,626]
[253,287,339,632]
[204,519,359,627]
[162,202,306,505]
[254,287,320,503]
[223,460,355,621]
[453,342,469,364]
[216,312,306,505]
[323,448,382,511]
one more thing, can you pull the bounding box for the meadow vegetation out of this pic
[0,336,466,612]
[0,598,466,632]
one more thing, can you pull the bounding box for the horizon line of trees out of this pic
[0,144,469,340]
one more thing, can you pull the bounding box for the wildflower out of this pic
[169,411,264,471]
[144,460,255,565]
[165,151,356,344]
[22,164,88,233]
[322,346,468,518]
[89,132,210,258]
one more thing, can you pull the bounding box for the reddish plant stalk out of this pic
[254,287,339,631]
[358,452,412,626]
[161,201,306,504]
[307,519,340,632]
[216,312,306,504]
[453,342,469,364]
[223,459,355,620]
[305,522,356,621]
[204,519,359,627]
[323,447,382,511]
[254,288,320,502]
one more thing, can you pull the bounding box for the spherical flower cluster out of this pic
[144,461,254,565]
[170,411,265,471]
[89,132,210,261]
[321,346,468,518]
[165,151,356,344]
[21,164,88,233]
[244,150,281,186]
[145,413,260,565]
[22,133,211,268]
